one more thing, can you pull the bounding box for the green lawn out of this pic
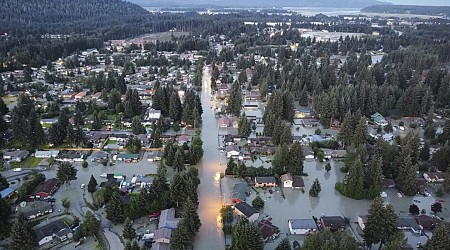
[12,156,42,168]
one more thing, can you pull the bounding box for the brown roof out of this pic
[416,215,442,230]
[31,178,60,196]
[292,176,305,188]
[382,178,396,189]
[258,219,280,241]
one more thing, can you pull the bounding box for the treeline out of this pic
[361,5,450,17]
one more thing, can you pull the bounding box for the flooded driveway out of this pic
[194,66,225,250]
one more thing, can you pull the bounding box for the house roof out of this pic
[302,146,314,156]
[35,220,69,242]
[21,201,52,218]
[292,176,305,188]
[288,219,317,230]
[0,187,15,198]
[226,145,239,152]
[152,242,170,250]
[235,202,258,218]
[3,150,29,159]
[154,227,172,240]
[31,178,60,196]
[255,176,276,184]
[416,215,442,230]
[117,153,139,159]
[232,183,251,202]
[397,217,421,232]
[320,216,346,230]
[371,112,386,123]
[258,219,280,240]
[158,208,179,229]
[281,173,293,183]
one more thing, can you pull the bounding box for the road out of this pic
[193,66,225,250]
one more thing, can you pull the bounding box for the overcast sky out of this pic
[387,0,450,6]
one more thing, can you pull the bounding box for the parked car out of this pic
[100,173,107,178]
[80,184,85,189]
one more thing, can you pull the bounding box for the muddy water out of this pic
[193,66,226,250]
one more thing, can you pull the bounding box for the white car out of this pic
[80,184,85,189]
[399,126,405,131]
[100,173,107,178]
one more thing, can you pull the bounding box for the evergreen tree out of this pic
[288,142,304,175]
[397,152,418,196]
[352,116,367,146]
[252,195,264,209]
[338,111,353,148]
[173,147,185,172]
[425,223,450,250]
[87,175,97,193]
[302,229,358,250]
[409,204,420,215]
[56,162,78,186]
[9,214,36,250]
[442,167,450,193]
[92,111,102,130]
[419,142,430,161]
[0,194,11,237]
[238,115,251,138]
[122,217,136,241]
[227,82,242,116]
[365,156,383,199]
[169,91,182,122]
[28,109,45,147]
[363,197,399,249]
[131,116,145,135]
[231,218,264,250]
[106,191,124,224]
[309,178,322,197]
[345,158,365,199]
[275,238,291,250]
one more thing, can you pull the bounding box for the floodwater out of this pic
[194,66,226,250]
[221,159,450,249]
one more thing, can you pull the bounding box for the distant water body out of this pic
[283,7,362,16]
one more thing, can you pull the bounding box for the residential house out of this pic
[247,137,271,146]
[397,217,422,234]
[288,219,317,234]
[91,92,102,100]
[35,220,73,246]
[218,116,230,128]
[302,146,315,159]
[0,187,15,200]
[423,172,445,183]
[158,208,180,229]
[371,112,388,126]
[20,201,53,219]
[231,183,251,203]
[255,177,277,188]
[3,150,29,162]
[234,202,259,222]
[281,174,293,188]
[40,118,58,126]
[74,91,86,100]
[416,178,427,194]
[154,227,172,244]
[224,134,237,145]
[131,176,153,188]
[30,178,60,199]
[34,150,60,159]
[320,216,346,231]
[416,215,442,231]
[175,134,192,145]
[147,151,163,162]
[56,151,85,162]
[226,145,240,159]
[295,107,313,118]
[292,176,305,189]
[137,134,150,145]
[249,146,276,156]
[91,151,109,162]
[116,153,140,162]
[382,178,396,189]
[145,109,162,120]
[258,219,280,242]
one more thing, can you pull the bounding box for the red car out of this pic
[150,212,160,218]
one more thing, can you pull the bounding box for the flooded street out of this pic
[194,66,226,250]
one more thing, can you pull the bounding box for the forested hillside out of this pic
[361,5,450,17]
[0,0,149,36]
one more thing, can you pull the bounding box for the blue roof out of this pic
[0,187,15,198]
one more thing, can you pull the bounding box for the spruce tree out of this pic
[275,238,291,250]
[425,223,450,250]
[122,217,136,241]
[131,116,145,135]
[87,175,97,193]
[345,158,365,199]
[9,214,36,250]
[106,191,124,224]
[352,116,367,146]
[365,156,383,199]
[238,115,251,138]
[397,152,417,196]
[231,218,263,250]
[173,147,185,172]
[169,91,182,122]
[288,142,304,175]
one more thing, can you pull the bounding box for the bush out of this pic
[252,195,265,209]
[100,160,107,166]
[82,161,88,168]
[399,121,404,126]
[335,182,346,196]
[409,123,417,129]
[222,224,233,234]
[436,186,444,197]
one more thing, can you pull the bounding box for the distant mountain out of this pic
[128,0,386,9]
[361,5,450,17]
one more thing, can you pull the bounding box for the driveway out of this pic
[103,228,122,250]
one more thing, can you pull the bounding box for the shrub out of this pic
[82,161,88,168]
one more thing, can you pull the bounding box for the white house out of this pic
[226,145,240,159]
[146,109,161,120]
[302,146,315,159]
[234,202,259,223]
[35,150,60,158]
[423,172,445,183]
[281,173,293,188]
[288,219,317,235]
[35,220,73,246]
[3,150,29,162]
